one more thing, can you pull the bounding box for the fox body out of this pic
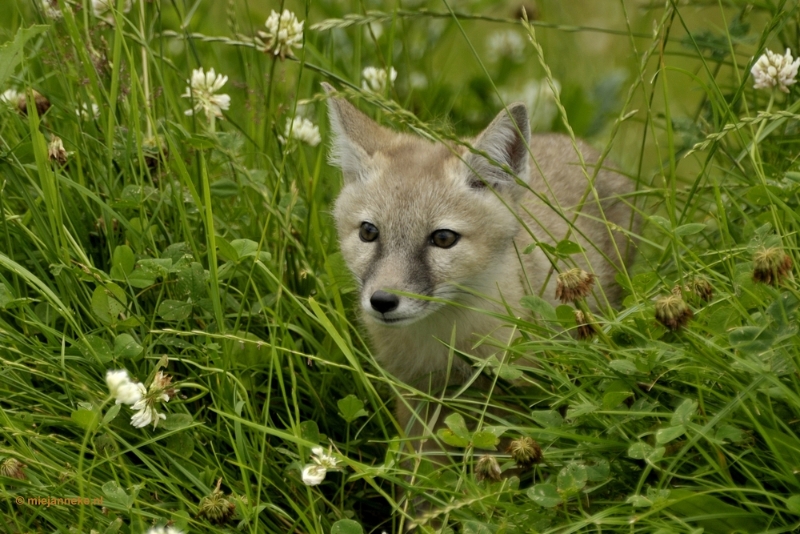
[325,85,635,431]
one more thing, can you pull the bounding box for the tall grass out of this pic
[1,1,799,533]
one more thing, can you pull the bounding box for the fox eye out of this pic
[359,222,379,242]
[430,229,460,249]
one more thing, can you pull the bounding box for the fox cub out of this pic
[323,83,635,433]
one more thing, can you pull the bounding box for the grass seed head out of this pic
[555,268,595,304]
[753,246,793,286]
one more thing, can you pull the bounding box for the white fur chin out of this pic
[362,302,442,327]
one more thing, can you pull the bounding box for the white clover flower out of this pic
[487,30,526,63]
[129,370,174,429]
[301,446,340,486]
[92,0,132,25]
[301,464,326,486]
[149,370,173,396]
[48,136,71,165]
[105,370,129,395]
[258,9,304,59]
[182,67,231,119]
[409,72,428,90]
[499,79,561,131]
[117,381,146,405]
[106,370,145,405]
[1,89,21,107]
[77,102,101,120]
[145,527,185,534]
[366,21,383,40]
[107,369,176,429]
[130,399,166,428]
[282,117,321,147]
[362,66,397,93]
[40,0,63,19]
[751,48,800,93]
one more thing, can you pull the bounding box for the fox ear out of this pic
[322,83,387,182]
[466,103,530,191]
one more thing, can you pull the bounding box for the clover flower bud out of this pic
[475,455,502,482]
[654,289,693,331]
[507,436,542,469]
[574,309,598,340]
[685,276,714,302]
[198,479,236,524]
[0,457,26,480]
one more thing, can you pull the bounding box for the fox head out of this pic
[324,83,531,327]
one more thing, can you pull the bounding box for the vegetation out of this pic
[1,1,799,533]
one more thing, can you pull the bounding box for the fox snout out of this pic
[360,280,433,326]
[369,290,399,314]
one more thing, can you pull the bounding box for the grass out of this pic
[1,0,800,533]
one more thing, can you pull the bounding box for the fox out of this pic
[322,82,636,437]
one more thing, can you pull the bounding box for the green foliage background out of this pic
[1,0,800,533]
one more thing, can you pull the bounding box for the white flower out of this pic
[117,381,146,405]
[282,117,321,147]
[499,79,561,131]
[751,48,800,93]
[92,0,132,25]
[77,102,101,120]
[182,67,231,119]
[48,136,71,165]
[150,370,173,396]
[259,9,304,59]
[366,21,383,40]
[40,0,63,19]
[301,464,326,486]
[145,527,185,534]
[130,399,166,429]
[311,446,339,468]
[409,72,428,90]
[362,66,397,93]
[106,368,176,429]
[106,370,145,405]
[106,370,130,393]
[1,89,21,107]
[300,445,340,486]
[486,30,526,63]
[129,370,175,429]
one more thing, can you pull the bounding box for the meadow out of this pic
[1,0,800,533]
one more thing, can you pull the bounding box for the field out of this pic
[1,0,800,533]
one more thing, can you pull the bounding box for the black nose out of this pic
[370,290,399,314]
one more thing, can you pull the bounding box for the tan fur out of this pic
[324,84,636,434]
